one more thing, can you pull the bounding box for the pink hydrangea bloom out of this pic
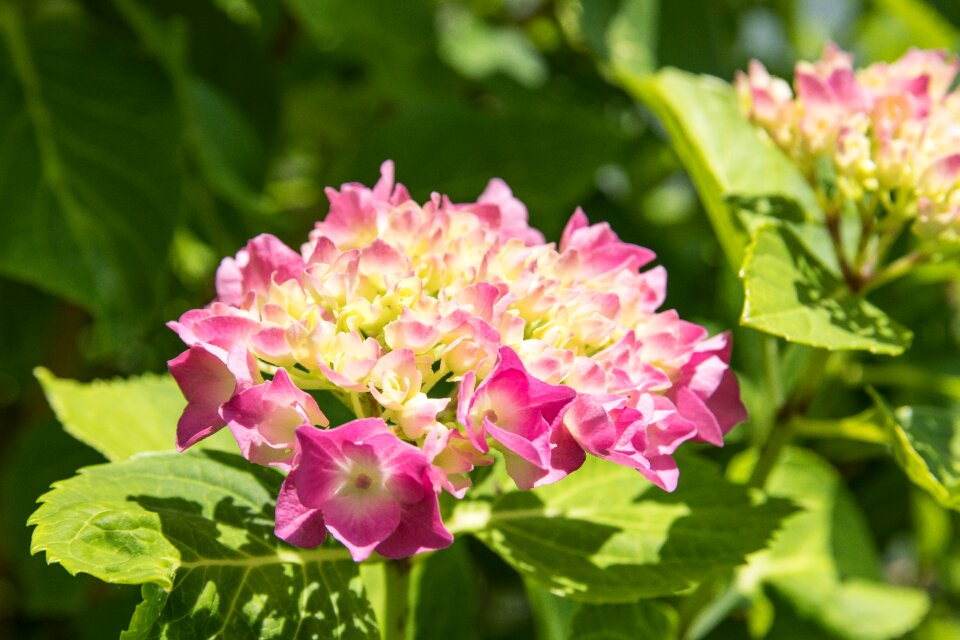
[736,44,960,240]
[168,162,746,560]
[280,418,452,561]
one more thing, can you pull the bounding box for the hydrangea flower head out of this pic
[736,44,960,243]
[168,162,747,560]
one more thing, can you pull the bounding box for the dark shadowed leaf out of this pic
[451,455,794,603]
[0,8,180,342]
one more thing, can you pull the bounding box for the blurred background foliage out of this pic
[2,0,960,638]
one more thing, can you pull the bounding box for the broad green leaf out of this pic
[112,0,272,218]
[735,448,929,640]
[451,455,794,603]
[624,68,818,268]
[566,601,676,640]
[0,7,179,339]
[740,223,912,355]
[35,367,234,462]
[30,451,378,639]
[871,393,960,511]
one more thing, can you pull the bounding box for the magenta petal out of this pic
[674,387,724,446]
[168,346,237,451]
[796,71,834,108]
[323,493,402,561]
[563,395,617,456]
[275,470,327,548]
[295,428,355,507]
[484,415,551,467]
[498,449,550,490]
[375,481,453,558]
[639,455,680,492]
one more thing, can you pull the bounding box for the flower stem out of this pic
[825,208,864,292]
[381,558,412,640]
[860,249,929,294]
[748,347,830,488]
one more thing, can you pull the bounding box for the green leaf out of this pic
[0,8,179,337]
[871,393,960,511]
[735,448,929,640]
[111,0,272,218]
[436,5,547,87]
[566,601,677,640]
[624,68,818,268]
[559,0,659,79]
[740,223,912,354]
[451,455,794,603]
[872,0,959,50]
[35,367,235,462]
[605,0,658,78]
[30,450,378,639]
[526,581,580,640]
[408,542,481,640]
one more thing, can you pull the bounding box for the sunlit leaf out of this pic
[451,455,794,603]
[735,448,929,640]
[30,450,378,639]
[872,392,960,511]
[872,0,959,50]
[740,223,912,354]
[625,69,818,268]
[35,367,234,462]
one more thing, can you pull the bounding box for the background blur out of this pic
[2,0,959,638]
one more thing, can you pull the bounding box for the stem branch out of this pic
[382,559,412,640]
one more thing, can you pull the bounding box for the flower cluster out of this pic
[736,44,960,242]
[168,162,746,561]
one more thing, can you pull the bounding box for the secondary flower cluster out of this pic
[168,162,746,561]
[736,44,960,242]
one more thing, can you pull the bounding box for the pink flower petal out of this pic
[275,470,327,548]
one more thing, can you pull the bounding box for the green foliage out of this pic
[873,393,960,510]
[35,367,234,461]
[740,224,912,355]
[0,5,180,351]
[8,1,960,638]
[454,455,794,603]
[407,543,481,640]
[29,450,377,639]
[566,601,676,640]
[625,68,818,268]
[735,448,929,640]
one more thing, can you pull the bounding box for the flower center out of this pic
[354,472,373,490]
